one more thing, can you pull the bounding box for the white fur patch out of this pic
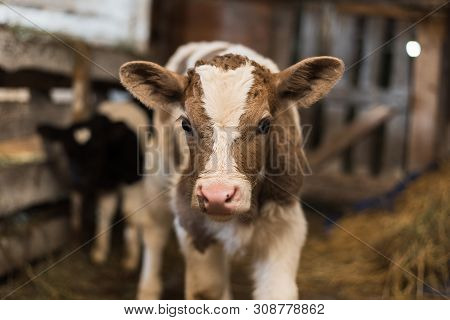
[73,127,91,144]
[196,63,254,129]
[196,63,254,176]
[251,201,307,299]
[207,219,254,256]
[204,127,238,174]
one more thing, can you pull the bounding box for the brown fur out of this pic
[175,175,217,252]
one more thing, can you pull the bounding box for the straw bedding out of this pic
[298,160,449,299]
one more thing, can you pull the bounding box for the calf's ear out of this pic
[119,61,187,108]
[37,125,66,141]
[275,56,344,108]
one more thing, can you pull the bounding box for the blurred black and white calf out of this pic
[38,101,172,299]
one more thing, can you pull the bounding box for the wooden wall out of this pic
[150,0,300,68]
[150,0,449,206]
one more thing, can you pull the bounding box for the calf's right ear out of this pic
[119,61,187,108]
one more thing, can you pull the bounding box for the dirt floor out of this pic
[0,160,448,299]
[0,211,332,299]
[0,227,184,299]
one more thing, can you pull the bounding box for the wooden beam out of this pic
[407,17,445,171]
[0,28,137,83]
[327,87,409,107]
[0,69,122,92]
[336,3,442,20]
[0,131,69,217]
[0,212,70,276]
[0,0,152,52]
[72,42,91,121]
[0,135,45,167]
[0,161,67,216]
[301,172,397,206]
[308,105,394,171]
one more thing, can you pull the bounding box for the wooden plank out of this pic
[181,0,273,58]
[0,88,29,102]
[72,42,92,121]
[0,135,45,166]
[0,94,72,141]
[330,13,358,88]
[358,17,385,90]
[308,105,394,171]
[0,162,66,215]
[320,100,347,173]
[390,21,412,91]
[0,28,138,82]
[436,14,450,161]
[407,18,445,171]
[270,2,298,68]
[327,86,409,105]
[336,3,439,20]
[382,20,412,177]
[320,10,357,173]
[353,16,386,175]
[298,5,321,58]
[0,0,152,52]
[301,172,397,206]
[0,212,70,276]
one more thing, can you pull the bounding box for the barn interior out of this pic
[0,0,449,300]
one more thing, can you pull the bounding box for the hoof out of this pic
[121,257,139,272]
[137,282,162,300]
[137,289,161,300]
[90,247,107,265]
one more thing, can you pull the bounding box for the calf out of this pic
[120,41,344,299]
[38,101,172,299]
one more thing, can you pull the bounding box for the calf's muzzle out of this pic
[196,182,241,218]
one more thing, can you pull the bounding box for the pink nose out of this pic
[196,183,239,216]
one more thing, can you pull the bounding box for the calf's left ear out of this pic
[275,56,344,108]
[37,125,66,141]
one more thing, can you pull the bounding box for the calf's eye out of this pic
[181,118,193,135]
[257,118,271,135]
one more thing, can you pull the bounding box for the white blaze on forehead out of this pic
[73,127,91,145]
[196,62,254,181]
[196,62,254,176]
[196,62,255,128]
[204,127,237,174]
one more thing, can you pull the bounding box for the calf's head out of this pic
[120,54,343,221]
[38,115,141,191]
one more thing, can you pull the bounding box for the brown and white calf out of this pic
[120,41,344,299]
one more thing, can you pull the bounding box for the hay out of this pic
[298,160,450,299]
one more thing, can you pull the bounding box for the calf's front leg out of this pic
[122,223,140,271]
[252,202,307,300]
[70,191,82,232]
[175,218,231,300]
[137,221,171,299]
[90,192,118,264]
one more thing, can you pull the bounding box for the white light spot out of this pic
[74,127,91,144]
[406,41,421,58]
